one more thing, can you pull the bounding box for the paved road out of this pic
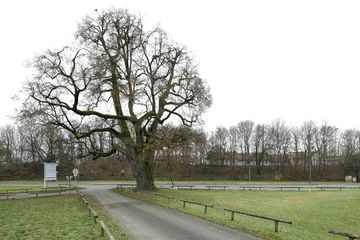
[83,186,261,240]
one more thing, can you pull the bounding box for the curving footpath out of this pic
[83,185,261,240]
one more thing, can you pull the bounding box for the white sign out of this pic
[44,162,57,181]
[345,176,352,182]
[72,168,79,177]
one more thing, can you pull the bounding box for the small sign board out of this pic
[44,162,57,181]
[72,168,79,177]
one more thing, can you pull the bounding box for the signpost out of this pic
[73,168,79,186]
[44,162,57,188]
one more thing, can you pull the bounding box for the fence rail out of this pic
[99,220,115,240]
[329,230,360,240]
[159,184,359,191]
[180,199,214,214]
[0,188,31,194]
[30,190,64,198]
[206,185,228,190]
[0,193,15,200]
[154,193,175,200]
[78,191,115,240]
[151,190,293,233]
[224,208,292,232]
[116,184,136,191]
[317,186,344,191]
[176,185,195,189]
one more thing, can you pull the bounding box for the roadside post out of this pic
[66,176,73,188]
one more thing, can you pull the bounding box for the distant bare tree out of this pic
[0,126,17,174]
[270,119,291,169]
[237,120,254,165]
[228,126,238,165]
[300,121,316,182]
[253,124,273,175]
[212,127,229,166]
[23,9,211,190]
[314,122,338,173]
[17,119,42,163]
[341,129,360,182]
[290,127,301,167]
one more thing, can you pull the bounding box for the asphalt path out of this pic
[83,185,261,240]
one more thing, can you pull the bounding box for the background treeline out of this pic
[204,119,359,182]
[0,118,359,182]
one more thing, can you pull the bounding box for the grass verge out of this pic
[0,194,130,240]
[115,188,360,240]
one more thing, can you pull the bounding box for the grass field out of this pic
[0,194,129,240]
[118,189,360,240]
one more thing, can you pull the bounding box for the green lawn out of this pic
[0,195,129,240]
[118,189,360,240]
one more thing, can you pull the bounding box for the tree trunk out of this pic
[256,164,261,175]
[256,158,262,175]
[129,147,156,191]
[356,160,359,183]
[134,161,155,191]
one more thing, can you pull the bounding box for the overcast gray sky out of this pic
[1,0,360,131]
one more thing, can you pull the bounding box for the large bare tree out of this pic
[23,8,212,190]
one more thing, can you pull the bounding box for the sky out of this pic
[1,0,360,132]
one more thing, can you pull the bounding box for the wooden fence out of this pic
[224,208,292,232]
[152,192,292,232]
[180,199,214,214]
[0,188,76,200]
[78,191,115,240]
[329,230,360,240]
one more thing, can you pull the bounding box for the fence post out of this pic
[101,226,105,236]
[274,220,279,232]
[231,211,234,221]
[204,205,208,214]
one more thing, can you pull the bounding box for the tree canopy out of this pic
[23,8,212,190]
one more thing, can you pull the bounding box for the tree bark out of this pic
[128,146,157,191]
[134,161,156,191]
